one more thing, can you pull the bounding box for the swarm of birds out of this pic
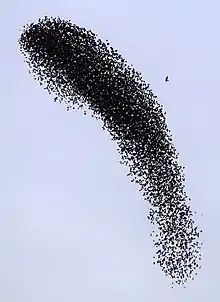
[18,16,203,286]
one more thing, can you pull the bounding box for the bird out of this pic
[20,17,203,287]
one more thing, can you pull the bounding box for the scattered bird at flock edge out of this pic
[165,76,169,82]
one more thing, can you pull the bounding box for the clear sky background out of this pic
[1,0,220,300]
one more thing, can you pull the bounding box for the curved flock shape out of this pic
[18,16,202,286]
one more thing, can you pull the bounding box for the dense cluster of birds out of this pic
[18,16,203,286]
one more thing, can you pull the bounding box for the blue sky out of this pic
[2,0,220,300]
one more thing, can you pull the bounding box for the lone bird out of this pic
[165,76,169,82]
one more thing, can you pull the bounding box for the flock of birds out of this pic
[18,16,203,287]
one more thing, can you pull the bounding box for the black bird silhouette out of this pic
[165,76,169,82]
